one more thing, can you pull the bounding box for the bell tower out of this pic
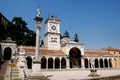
[44,15,60,50]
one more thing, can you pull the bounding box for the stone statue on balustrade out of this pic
[90,58,95,69]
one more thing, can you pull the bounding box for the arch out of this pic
[69,47,81,68]
[3,47,12,60]
[99,58,103,68]
[114,58,117,68]
[104,59,108,68]
[84,58,89,68]
[61,57,66,68]
[41,56,46,69]
[0,45,2,61]
[109,58,112,68]
[26,56,32,69]
[55,57,60,69]
[95,58,99,68]
[48,57,53,69]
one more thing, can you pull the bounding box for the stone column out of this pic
[60,57,61,69]
[107,59,110,68]
[53,59,55,69]
[46,58,48,69]
[88,59,90,68]
[32,7,43,72]
[66,57,70,69]
[116,58,119,68]
[102,60,104,68]
[98,59,100,68]
[81,57,85,68]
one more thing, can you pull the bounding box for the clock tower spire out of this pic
[44,15,61,50]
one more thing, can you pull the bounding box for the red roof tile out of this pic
[17,46,64,54]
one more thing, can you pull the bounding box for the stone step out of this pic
[5,77,22,80]
[4,66,22,80]
[28,75,49,80]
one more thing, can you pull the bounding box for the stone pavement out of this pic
[41,69,120,80]
[0,60,9,80]
[1,62,120,80]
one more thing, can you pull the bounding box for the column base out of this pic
[66,66,70,69]
[88,69,100,77]
[28,72,49,80]
[32,60,41,72]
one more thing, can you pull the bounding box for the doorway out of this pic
[3,47,12,60]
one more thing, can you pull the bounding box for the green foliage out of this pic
[73,33,79,42]
[5,17,36,46]
[63,30,70,38]
[40,40,44,47]
[0,23,6,41]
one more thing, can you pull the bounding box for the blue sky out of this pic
[0,0,120,49]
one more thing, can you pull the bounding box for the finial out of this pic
[37,6,41,17]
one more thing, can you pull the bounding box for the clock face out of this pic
[51,25,56,30]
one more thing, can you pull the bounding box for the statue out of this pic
[37,7,41,17]
[90,58,95,69]
[88,58,100,77]
[19,46,25,55]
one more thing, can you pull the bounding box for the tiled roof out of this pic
[17,46,64,54]
[103,47,120,51]
[18,46,116,55]
[84,49,112,55]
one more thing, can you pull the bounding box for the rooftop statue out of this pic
[37,7,41,17]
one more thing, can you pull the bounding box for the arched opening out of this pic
[104,59,108,68]
[109,59,112,68]
[48,57,53,69]
[100,59,103,68]
[26,56,32,69]
[84,58,88,68]
[3,47,12,60]
[41,56,46,69]
[69,47,81,68]
[55,57,60,69]
[95,58,99,68]
[61,57,66,69]
[0,45,2,61]
[114,58,117,68]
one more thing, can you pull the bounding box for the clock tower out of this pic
[44,15,60,50]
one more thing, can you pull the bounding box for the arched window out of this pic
[84,58,88,68]
[0,45,2,61]
[104,59,108,68]
[61,57,66,69]
[99,59,103,68]
[48,57,53,69]
[26,56,32,69]
[55,57,60,69]
[109,59,112,68]
[95,58,99,68]
[114,58,117,68]
[41,56,46,69]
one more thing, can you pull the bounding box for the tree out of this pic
[6,17,36,46]
[40,40,44,47]
[63,30,70,38]
[0,23,6,41]
[73,33,79,42]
